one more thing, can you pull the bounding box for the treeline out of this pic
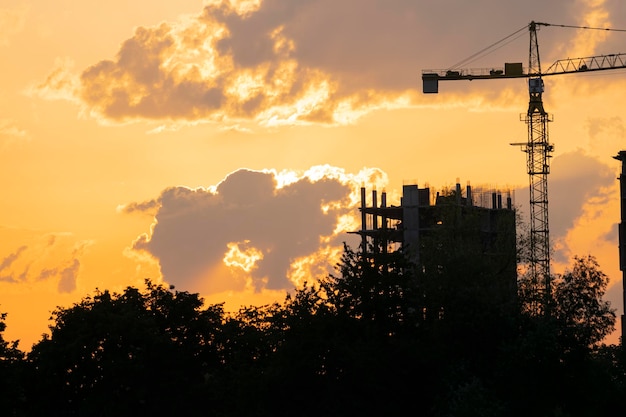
[0,245,624,416]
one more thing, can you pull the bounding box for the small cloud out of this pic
[0,232,90,293]
[0,275,18,284]
[119,199,161,215]
[25,57,80,102]
[0,245,27,272]
[0,119,27,138]
[0,120,29,147]
[58,259,80,293]
[217,123,254,133]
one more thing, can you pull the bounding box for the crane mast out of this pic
[517,21,554,315]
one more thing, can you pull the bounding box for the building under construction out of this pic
[352,180,518,319]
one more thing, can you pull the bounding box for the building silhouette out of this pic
[613,150,626,343]
[352,180,518,320]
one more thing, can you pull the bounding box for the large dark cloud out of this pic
[212,0,626,89]
[515,150,616,263]
[128,168,354,293]
[548,151,615,238]
[45,0,626,124]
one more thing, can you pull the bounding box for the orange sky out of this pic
[1,0,625,349]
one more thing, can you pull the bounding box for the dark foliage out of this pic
[23,282,229,416]
[1,245,624,416]
[0,310,25,414]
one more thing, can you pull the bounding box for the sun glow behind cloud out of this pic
[223,240,264,272]
[287,245,343,288]
[203,0,263,17]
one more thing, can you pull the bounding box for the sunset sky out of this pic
[1,0,626,349]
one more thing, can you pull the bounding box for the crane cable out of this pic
[540,22,626,32]
[446,22,626,71]
[447,24,528,70]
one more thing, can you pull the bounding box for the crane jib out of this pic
[422,53,626,94]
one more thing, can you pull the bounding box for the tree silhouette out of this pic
[25,281,227,416]
[0,310,25,415]
[552,255,616,352]
[495,255,620,417]
[9,245,625,417]
[321,242,422,338]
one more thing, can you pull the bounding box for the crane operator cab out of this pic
[529,78,544,93]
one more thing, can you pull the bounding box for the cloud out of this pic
[0,119,28,147]
[0,245,27,272]
[33,0,625,127]
[58,259,81,294]
[549,151,615,238]
[585,116,625,156]
[126,166,384,295]
[26,57,80,102]
[586,116,625,141]
[0,232,90,292]
[118,198,160,216]
[515,150,617,264]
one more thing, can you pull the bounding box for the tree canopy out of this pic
[0,246,624,417]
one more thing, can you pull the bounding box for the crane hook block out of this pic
[423,73,439,94]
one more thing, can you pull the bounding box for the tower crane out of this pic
[422,21,626,315]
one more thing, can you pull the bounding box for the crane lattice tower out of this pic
[519,22,554,314]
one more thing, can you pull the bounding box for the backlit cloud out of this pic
[32,0,625,127]
[124,166,385,295]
